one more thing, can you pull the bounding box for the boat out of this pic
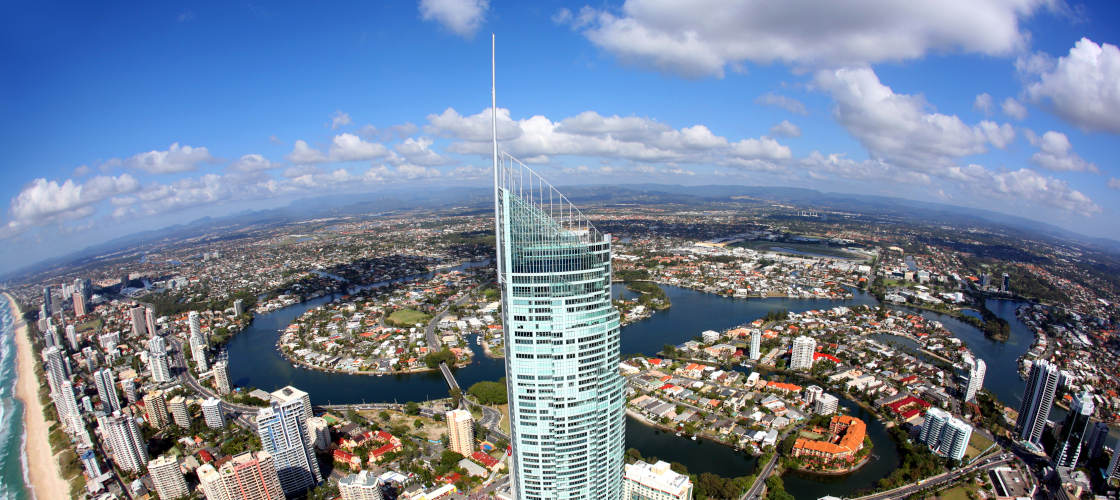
[675,432,682,437]
[690,436,697,441]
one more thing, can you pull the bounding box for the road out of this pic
[740,450,780,500]
[851,453,1012,500]
[167,336,258,429]
[424,287,479,350]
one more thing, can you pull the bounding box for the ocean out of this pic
[0,299,30,500]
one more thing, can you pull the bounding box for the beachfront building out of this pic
[790,336,816,371]
[446,409,474,456]
[198,451,285,500]
[257,400,321,495]
[203,397,226,429]
[55,379,85,434]
[1053,391,1094,467]
[495,153,626,499]
[339,470,384,500]
[750,329,761,361]
[1016,360,1066,445]
[149,455,189,499]
[622,460,693,500]
[93,368,121,413]
[100,414,148,472]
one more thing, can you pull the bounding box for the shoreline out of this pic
[5,292,70,500]
[277,347,471,376]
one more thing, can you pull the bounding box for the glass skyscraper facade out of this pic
[495,153,625,500]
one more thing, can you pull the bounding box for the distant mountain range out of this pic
[7,183,1118,282]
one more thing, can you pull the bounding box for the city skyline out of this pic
[3,0,1120,274]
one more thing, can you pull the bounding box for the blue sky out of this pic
[2,0,1119,275]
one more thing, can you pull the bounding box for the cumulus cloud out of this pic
[330,110,352,129]
[1025,38,1120,133]
[814,66,1015,173]
[946,164,1100,215]
[392,137,451,166]
[769,120,801,137]
[286,140,328,164]
[570,0,1049,77]
[973,93,994,115]
[419,0,489,38]
[228,154,275,172]
[125,142,215,173]
[756,92,808,115]
[1028,131,1098,173]
[1001,97,1028,120]
[1109,178,1120,190]
[8,174,139,230]
[328,133,390,161]
[427,107,790,165]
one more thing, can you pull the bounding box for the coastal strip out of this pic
[6,293,69,500]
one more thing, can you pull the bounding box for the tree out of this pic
[468,380,508,405]
[405,401,420,416]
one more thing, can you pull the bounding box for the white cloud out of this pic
[756,92,808,115]
[419,0,489,38]
[946,164,1100,215]
[330,110,352,129]
[229,154,275,172]
[1028,130,1098,173]
[1025,38,1120,134]
[1109,178,1120,190]
[328,133,389,162]
[769,120,801,138]
[125,142,214,173]
[973,93,994,115]
[286,140,328,164]
[814,66,1014,173]
[72,165,91,177]
[571,0,1049,77]
[7,174,139,230]
[393,137,451,166]
[1001,97,1028,120]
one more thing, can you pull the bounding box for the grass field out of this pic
[387,309,432,327]
[965,432,995,460]
[935,484,977,500]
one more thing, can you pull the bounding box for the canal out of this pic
[228,282,1041,498]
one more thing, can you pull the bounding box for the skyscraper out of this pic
[149,455,189,499]
[790,336,816,371]
[72,291,86,317]
[65,324,79,351]
[270,386,312,422]
[42,286,53,316]
[234,299,245,317]
[445,409,474,456]
[1052,391,1094,467]
[148,335,172,383]
[54,380,85,434]
[257,400,321,495]
[339,470,384,500]
[144,390,170,429]
[1110,439,1120,481]
[191,332,209,371]
[100,414,148,472]
[93,368,121,413]
[494,118,625,498]
[203,397,226,429]
[749,329,761,361]
[169,394,191,428]
[42,345,68,395]
[213,360,232,394]
[622,460,694,500]
[920,407,972,461]
[960,353,986,403]
[145,307,158,337]
[1084,422,1111,461]
[131,306,147,338]
[122,378,138,404]
[189,311,202,338]
[198,451,285,500]
[1015,360,1065,445]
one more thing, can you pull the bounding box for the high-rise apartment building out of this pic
[213,360,232,395]
[191,333,209,371]
[306,417,330,451]
[790,336,816,371]
[144,390,170,429]
[1052,391,1094,467]
[130,306,147,338]
[445,409,474,456]
[149,351,172,383]
[814,393,839,416]
[1084,422,1111,461]
[622,460,693,500]
[203,397,226,429]
[169,395,191,428]
[79,446,103,478]
[921,408,972,461]
[55,380,85,434]
[339,470,383,500]
[960,353,986,403]
[146,307,158,337]
[803,385,823,404]
[94,368,121,413]
[43,345,68,395]
[1015,360,1066,445]
[100,414,148,472]
[73,291,86,317]
[495,152,626,499]
[749,329,761,361]
[189,311,202,338]
[234,299,245,317]
[257,400,321,494]
[149,455,189,499]
[43,286,53,316]
[270,386,312,422]
[122,378,138,404]
[65,324,79,351]
[1110,439,1120,481]
[198,451,285,500]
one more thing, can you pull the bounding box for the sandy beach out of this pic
[6,293,70,500]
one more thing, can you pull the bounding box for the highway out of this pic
[851,453,1012,500]
[167,336,258,429]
